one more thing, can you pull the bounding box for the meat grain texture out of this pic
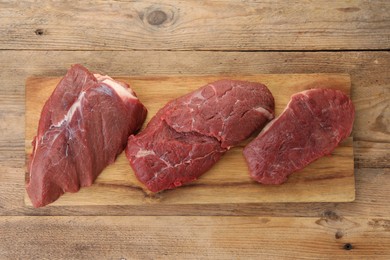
[126,80,275,192]
[27,64,147,207]
[243,88,355,185]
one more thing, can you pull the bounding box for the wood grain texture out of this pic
[1,0,389,256]
[1,1,389,51]
[0,50,388,216]
[3,168,390,218]
[25,74,354,206]
[1,216,389,259]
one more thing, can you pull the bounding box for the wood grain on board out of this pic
[25,74,354,206]
[1,1,389,51]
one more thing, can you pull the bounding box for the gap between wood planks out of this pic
[0,48,389,52]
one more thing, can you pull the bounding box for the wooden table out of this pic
[1,1,389,258]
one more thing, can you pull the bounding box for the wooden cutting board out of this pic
[25,74,355,206]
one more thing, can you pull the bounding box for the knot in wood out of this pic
[35,29,44,36]
[343,243,353,250]
[141,5,178,29]
[147,10,168,26]
[335,230,343,239]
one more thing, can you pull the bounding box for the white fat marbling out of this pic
[94,74,136,100]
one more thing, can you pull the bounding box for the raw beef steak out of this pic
[126,80,275,192]
[243,88,355,185]
[27,64,147,207]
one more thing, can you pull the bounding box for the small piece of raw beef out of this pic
[126,80,275,192]
[243,88,355,185]
[27,64,147,207]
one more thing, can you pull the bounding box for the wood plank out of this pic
[1,1,389,51]
[355,141,390,169]
[0,216,389,258]
[25,74,354,206]
[0,50,388,215]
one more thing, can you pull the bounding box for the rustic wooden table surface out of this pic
[1,1,389,259]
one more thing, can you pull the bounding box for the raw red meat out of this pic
[126,80,275,192]
[26,64,147,207]
[243,88,355,184]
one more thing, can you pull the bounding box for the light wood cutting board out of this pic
[25,74,355,206]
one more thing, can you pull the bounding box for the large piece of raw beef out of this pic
[243,88,355,185]
[27,64,147,207]
[126,79,275,192]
